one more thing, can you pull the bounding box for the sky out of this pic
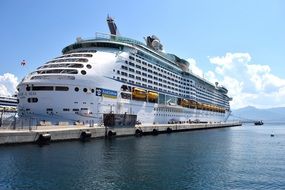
[0,0,285,109]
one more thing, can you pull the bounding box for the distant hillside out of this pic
[229,106,285,123]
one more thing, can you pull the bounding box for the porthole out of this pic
[75,87,79,92]
[26,86,31,91]
[81,70,87,75]
[91,89,95,93]
[86,64,92,69]
[83,88,88,92]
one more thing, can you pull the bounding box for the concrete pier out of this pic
[0,122,241,145]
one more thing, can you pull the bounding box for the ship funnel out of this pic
[107,15,120,35]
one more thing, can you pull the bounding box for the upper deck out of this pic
[62,33,229,95]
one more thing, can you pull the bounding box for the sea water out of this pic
[0,124,284,190]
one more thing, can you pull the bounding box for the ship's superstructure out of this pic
[17,17,232,125]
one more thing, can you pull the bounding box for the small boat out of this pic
[254,120,263,125]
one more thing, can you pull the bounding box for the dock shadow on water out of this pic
[1,124,285,190]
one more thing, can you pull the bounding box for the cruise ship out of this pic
[17,16,232,125]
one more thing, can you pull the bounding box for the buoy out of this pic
[108,130,117,137]
[135,129,143,137]
[152,129,159,136]
[80,131,92,142]
[36,133,51,145]
[166,127,172,134]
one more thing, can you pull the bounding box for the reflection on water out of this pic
[1,124,285,190]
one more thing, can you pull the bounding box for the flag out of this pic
[21,60,26,66]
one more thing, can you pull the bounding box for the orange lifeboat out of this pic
[148,91,158,101]
[132,88,147,99]
[189,100,197,108]
[181,99,190,107]
[197,103,203,110]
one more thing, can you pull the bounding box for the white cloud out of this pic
[188,53,285,109]
[0,73,19,96]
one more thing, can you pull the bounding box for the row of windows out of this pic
[37,69,78,75]
[39,63,84,69]
[45,108,90,112]
[37,69,87,75]
[26,86,69,91]
[38,63,92,70]
[126,59,194,85]
[55,53,93,59]
[30,75,76,80]
[74,87,95,93]
[47,58,88,64]
[117,70,191,94]
[123,63,194,89]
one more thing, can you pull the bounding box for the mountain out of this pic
[229,106,285,123]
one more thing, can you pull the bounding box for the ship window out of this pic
[86,64,92,69]
[81,108,88,110]
[136,76,141,80]
[73,108,79,111]
[129,56,134,60]
[129,80,134,84]
[129,62,135,67]
[55,86,69,91]
[129,68,135,72]
[136,82,141,85]
[121,72,128,76]
[81,70,87,75]
[136,59,141,63]
[46,108,53,111]
[63,108,70,111]
[129,74,135,78]
[148,80,153,84]
[148,75,153,78]
[136,70,141,75]
[32,86,54,91]
[142,78,147,82]
[27,97,38,103]
[142,67,147,71]
[122,65,128,70]
[91,89,95,93]
[142,61,147,65]
[136,65,141,69]
[83,88,88,92]
[148,64,152,68]
[142,73,147,77]
[75,87,79,92]
[26,86,31,91]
